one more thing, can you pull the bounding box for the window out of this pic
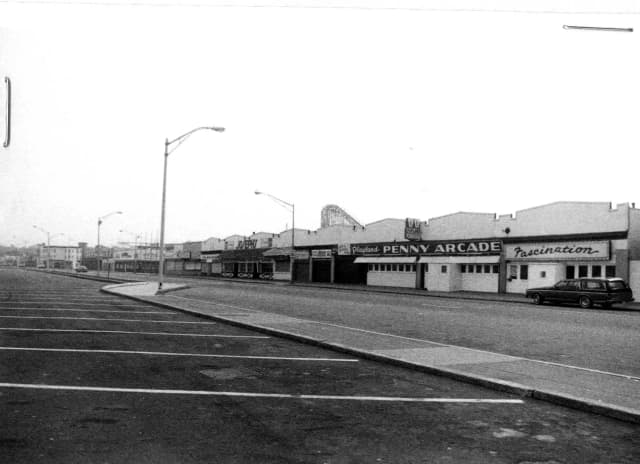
[606,265,616,277]
[391,264,397,272]
[441,265,447,273]
[540,271,546,278]
[591,265,601,278]
[578,265,588,278]
[493,265,499,274]
[424,263,429,273]
[369,264,373,271]
[584,280,605,290]
[520,265,528,280]
[484,265,491,273]
[566,265,575,279]
[468,265,474,273]
[461,264,466,273]
[476,265,482,273]
[509,264,518,279]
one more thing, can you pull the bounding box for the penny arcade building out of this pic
[194,202,640,297]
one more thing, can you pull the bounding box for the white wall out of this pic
[461,273,498,293]
[424,264,454,292]
[630,261,640,301]
[367,271,415,288]
[422,202,630,241]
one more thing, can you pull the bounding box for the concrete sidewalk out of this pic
[102,281,640,424]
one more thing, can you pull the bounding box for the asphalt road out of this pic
[1,269,639,463]
[147,274,640,378]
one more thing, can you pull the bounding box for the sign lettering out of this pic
[351,240,502,256]
[505,241,609,261]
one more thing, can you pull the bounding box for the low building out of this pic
[38,245,81,269]
[208,201,640,295]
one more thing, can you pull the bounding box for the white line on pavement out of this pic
[0,315,217,324]
[0,308,172,314]
[0,328,269,338]
[0,382,524,403]
[0,346,359,362]
[0,302,152,307]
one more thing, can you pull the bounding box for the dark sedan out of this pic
[525,277,634,309]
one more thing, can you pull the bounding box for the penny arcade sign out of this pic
[351,240,502,257]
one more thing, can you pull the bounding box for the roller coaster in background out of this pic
[320,204,363,229]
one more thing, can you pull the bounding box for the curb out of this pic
[101,286,640,425]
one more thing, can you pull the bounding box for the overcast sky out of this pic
[1,0,639,247]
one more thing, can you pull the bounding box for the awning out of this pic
[418,255,500,264]
[353,256,417,264]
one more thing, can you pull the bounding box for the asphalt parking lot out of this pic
[1,269,638,463]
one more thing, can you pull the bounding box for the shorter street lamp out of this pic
[97,211,122,277]
[158,126,225,293]
[254,190,295,282]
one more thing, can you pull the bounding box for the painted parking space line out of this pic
[0,346,359,362]
[0,383,524,403]
[0,328,270,338]
[0,302,153,307]
[0,315,217,324]
[0,307,173,314]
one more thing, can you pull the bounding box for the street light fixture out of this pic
[97,211,122,277]
[254,190,295,282]
[563,25,633,33]
[158,126,225,292]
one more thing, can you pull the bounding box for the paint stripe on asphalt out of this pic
[0,316,216,324]
[0,308,172,314]
[0,382,523,403]
[0,328,269,338]
[0,346,358,362]
[0,301,151,306]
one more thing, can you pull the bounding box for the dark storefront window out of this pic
[606,265,616,277]
[275,260,290,273]
[592,265,601,278]
[578,265,588,278]
[520,265,528,280]
[566,265,575,279]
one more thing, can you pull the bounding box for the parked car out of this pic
[75,265,88,273]
[526,277,634,309]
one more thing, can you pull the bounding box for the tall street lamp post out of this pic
[158,126,225,293]
[254,190,295,282]
[97,211,122,277]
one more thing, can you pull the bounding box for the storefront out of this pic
[219,248,269,279]
[200,252,222,275]
[503,239,620,294]
[350,239,503,291]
